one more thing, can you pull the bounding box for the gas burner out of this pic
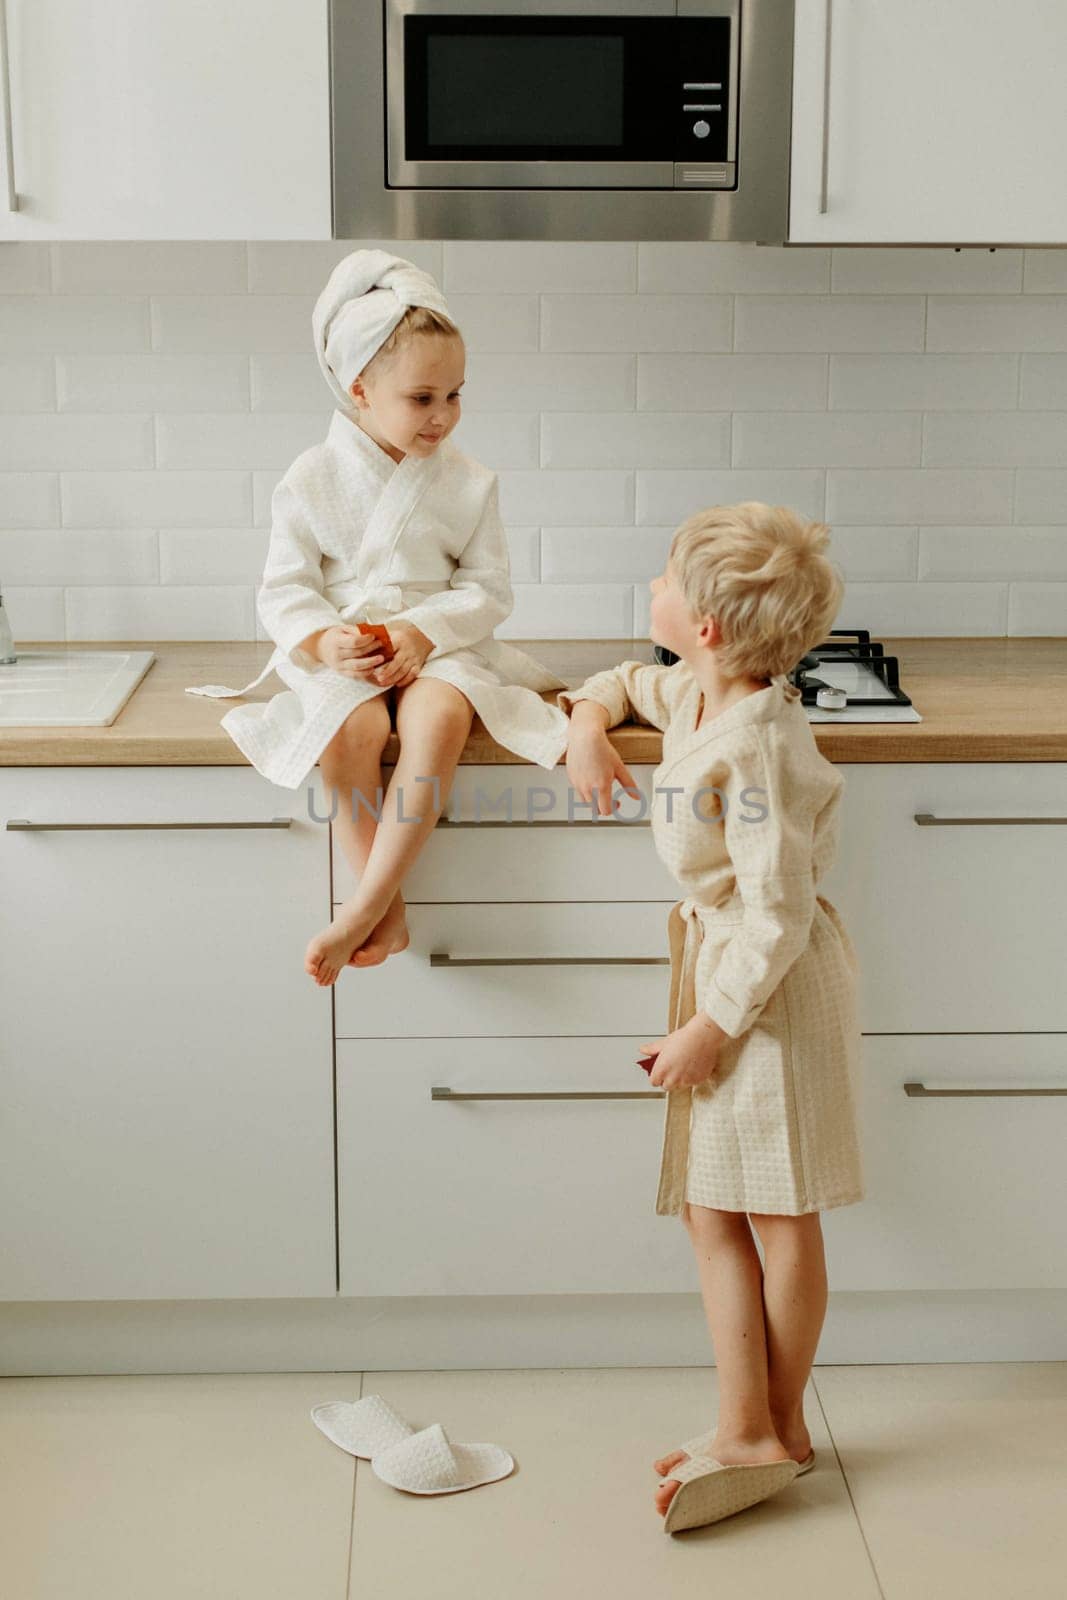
[652,628,922,723]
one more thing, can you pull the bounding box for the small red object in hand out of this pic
[636,1054,657,1075]
[356,622,396,661]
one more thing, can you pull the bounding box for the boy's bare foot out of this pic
[346,895,410,968]
[304,903,380,987]
[652,1432,795,1519]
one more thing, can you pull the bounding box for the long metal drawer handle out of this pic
[437,818,650,829]
[432,1086,664,1102]
[430,953,670,968]
[914,813,1067,826]
[904,1081,1067,1098]
[818,0,834,214]
[0,0,17,212]
[6,818,293,831]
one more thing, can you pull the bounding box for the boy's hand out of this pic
[640,1012,728,1091]
[566,726,641,818]
[316,625,388,676]
[370,621,435,690]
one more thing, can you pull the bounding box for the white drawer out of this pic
[823,1032,1067,1292]
[329,765,679,903]
[336,1037,695,1296]
[824,763,1067,1032]
[332,900,674,1039]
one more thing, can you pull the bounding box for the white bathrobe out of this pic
[187,410,569,789]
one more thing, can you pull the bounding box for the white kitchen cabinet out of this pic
[336,1038,695,1296]
[336,1031,1067,1297]
[822,764,1067,1034]
[790,0,1067,244]
[331,900,677,1040]
[330,766,679,904]
[823,1033,1067,1291]
[0,768,335,1300]
[0,0,330,240]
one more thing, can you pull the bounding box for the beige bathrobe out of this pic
[558,660,865,1217]
[186,410,569,789]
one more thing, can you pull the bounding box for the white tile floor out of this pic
[2,1362,1066,1599]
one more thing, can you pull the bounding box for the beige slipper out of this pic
[662,1451,800,1534]
[671,1428,815,1477]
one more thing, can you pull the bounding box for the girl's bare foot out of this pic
[652,1432,794,1519]
[304,903,380,987]
[346,894,410,968]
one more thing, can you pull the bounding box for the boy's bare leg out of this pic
[305,678,474,986]
[745,1209,828,1463]
[653,1204,791,1518]
[317,691,407,968]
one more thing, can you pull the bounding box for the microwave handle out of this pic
[819,0,834,215]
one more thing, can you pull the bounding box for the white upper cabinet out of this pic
[790,0,1067,244]
[0,0,331,240]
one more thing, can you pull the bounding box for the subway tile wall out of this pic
[1,239,1066,643]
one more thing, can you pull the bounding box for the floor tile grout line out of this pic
[810,1371,888,1600]
[345,1371,366,1600]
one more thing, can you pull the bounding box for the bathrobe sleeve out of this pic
[557,660,678,732]
[256,478,348,669]
[700,730,820,1039]
[400,476,513,657]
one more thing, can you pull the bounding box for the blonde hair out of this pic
[361,304,462,377]
[668,502,844,679]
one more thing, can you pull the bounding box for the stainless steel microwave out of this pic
[331,0,795,241]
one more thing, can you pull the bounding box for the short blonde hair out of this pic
[362,304,462,377]
[668,502,844,679]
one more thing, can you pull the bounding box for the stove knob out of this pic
[816,685,848,710]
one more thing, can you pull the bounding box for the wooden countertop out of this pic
[1,637,1065,765]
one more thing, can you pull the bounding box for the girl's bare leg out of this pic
[316,692,407,969]
[745,1209,828,1463]
[653,1204,791,1519]
[305,678,474,986]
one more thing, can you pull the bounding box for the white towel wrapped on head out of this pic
[313,248,455,413]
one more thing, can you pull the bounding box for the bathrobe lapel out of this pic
[328,410,447,590]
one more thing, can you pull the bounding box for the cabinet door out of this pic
[790,0,1067,243]
[823,1034,1067,1291]
[0,768,335,1300]
[337,1038,696,1296]
[823,763,1067,1034]
[0,0,330,240]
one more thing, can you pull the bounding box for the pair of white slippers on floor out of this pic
[311,1393,514,1496]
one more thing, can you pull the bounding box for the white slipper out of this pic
[662,1452,800,1534]
[310,1394,414,1460]
[371,1422,514,1496]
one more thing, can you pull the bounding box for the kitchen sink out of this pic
[0,649,156,726]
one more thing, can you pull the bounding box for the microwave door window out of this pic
[403,18,674,164]
[427,34,623,151]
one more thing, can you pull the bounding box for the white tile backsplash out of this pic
[541,293,731,352]
[541,412,730,470]
[0,359,56,412]
[58,354,250,413]
[734,296,925,353]
[732,412,921,468]
[1,239,1064,642]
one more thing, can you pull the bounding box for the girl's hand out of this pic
[370,621,434,689]
[318,625,386,677]
[640,1013,727,1091]
[565,727,641,818]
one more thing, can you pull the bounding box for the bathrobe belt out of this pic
[655,897,708,1217]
